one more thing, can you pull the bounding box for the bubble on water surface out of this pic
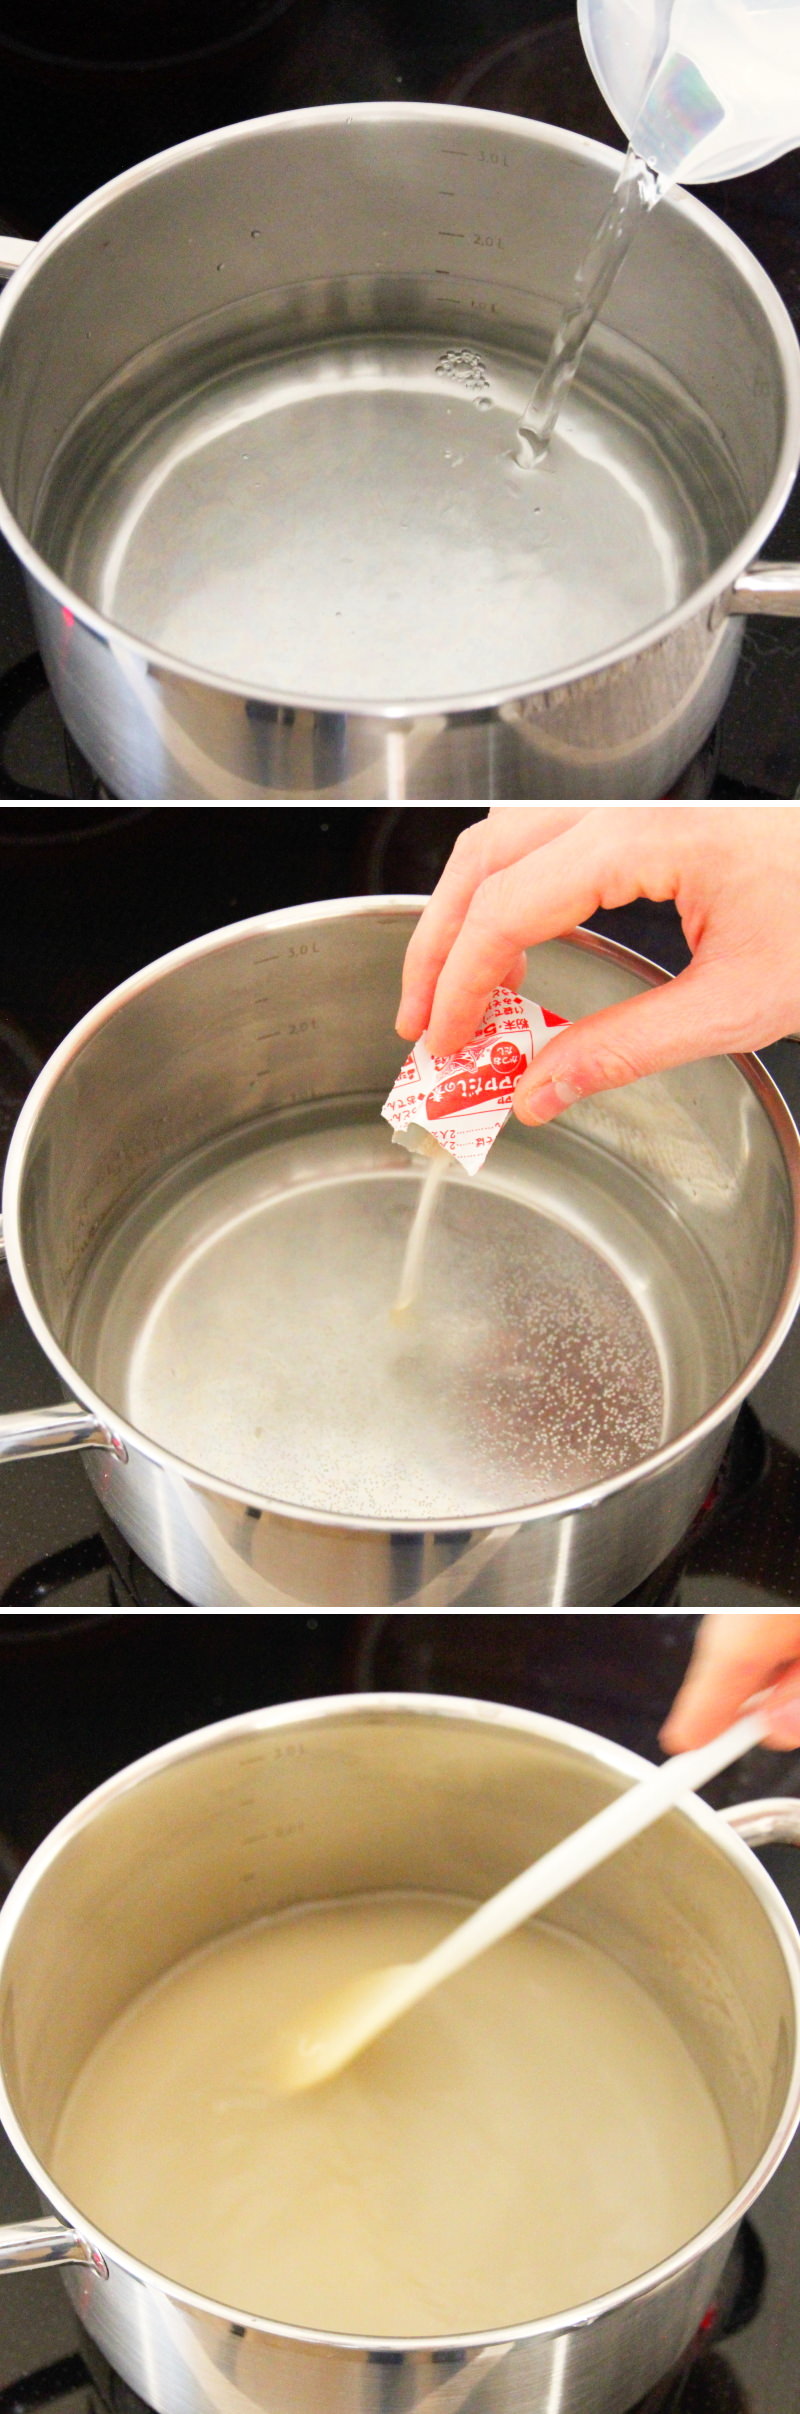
[435,347,492,402]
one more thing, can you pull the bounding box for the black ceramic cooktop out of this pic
[0,0,799,796]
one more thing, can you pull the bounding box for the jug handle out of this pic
[0,2217,107,2276]
[0,1220,126,1463]
[726,562,800,618]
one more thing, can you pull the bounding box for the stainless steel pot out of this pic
[0,103,799,800]
[1,899,800,1607]
[0,1696,798,2414]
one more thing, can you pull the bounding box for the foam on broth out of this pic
[52,1892,734,2335]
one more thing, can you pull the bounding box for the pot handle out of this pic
[720,1797,800,1847]
[0,239,35,287]
[727,562,800,617]
[0,1405,125,1462]
[0,2216,107,2277]
[0,1220,126,1463]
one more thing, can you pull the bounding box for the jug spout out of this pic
[578,0,800,181]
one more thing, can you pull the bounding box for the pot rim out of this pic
[4,898,800,1534]
[0,1692,798,2352]
[0,101,798,720]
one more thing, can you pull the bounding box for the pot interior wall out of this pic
[0,108,792,560]
[11,912,796,1446]
[0,1706,794,2220]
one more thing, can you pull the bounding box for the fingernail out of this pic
[395,998,420,1040]
[767,1698,800,1747]
[516,1076,583,1126]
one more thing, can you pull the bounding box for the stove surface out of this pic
[0,0,799,798]
[0,1613,796,2414]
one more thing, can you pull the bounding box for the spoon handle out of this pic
[401,1706,768,2011]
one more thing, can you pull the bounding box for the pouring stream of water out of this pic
[515,145,664,463]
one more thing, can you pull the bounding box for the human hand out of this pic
[661,1614,800,1752]
[395,807,800,1126]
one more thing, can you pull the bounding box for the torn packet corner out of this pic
[381,986,570,1176]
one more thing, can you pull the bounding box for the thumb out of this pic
[514,962,730,1125]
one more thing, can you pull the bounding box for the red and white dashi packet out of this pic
[382,987,570,1176]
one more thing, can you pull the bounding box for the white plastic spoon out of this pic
[276,1704,767,2092]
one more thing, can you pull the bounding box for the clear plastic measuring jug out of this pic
[579,0,800,182]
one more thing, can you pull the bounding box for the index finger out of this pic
[424,817,614,1052]
[425,805,694,1053]
[397,809,585,1040]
